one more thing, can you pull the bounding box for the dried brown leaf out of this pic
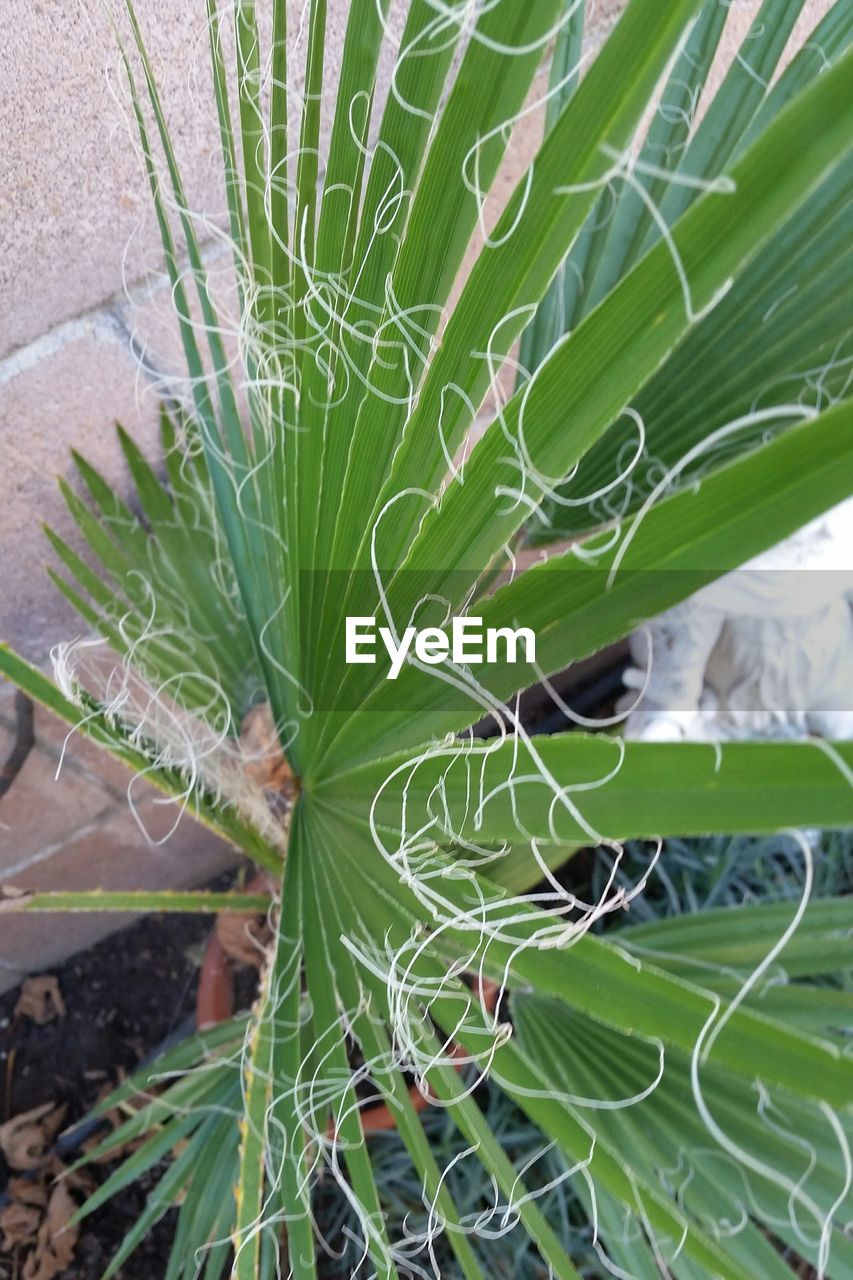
[0,1176,53,1256]
[0,1201,41,1251]
[14,976,66,1025]
[0,1104,66,1172]
[21,1183,78,1280]
[215,908,271,967]
[7,1179,48,1212]
[239,703,296,796]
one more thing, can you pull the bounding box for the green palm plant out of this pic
[2,0,852,1276]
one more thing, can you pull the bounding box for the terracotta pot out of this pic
[196,930,235,1030]
[196,884,497,1135]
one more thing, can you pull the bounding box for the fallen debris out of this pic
[14,977,66,1026]
[0,1102,66,1171]
[21,1183,78,1280]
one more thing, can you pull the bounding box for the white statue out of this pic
[621,499,853,742]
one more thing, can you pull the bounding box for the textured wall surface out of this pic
[0,0,834,980]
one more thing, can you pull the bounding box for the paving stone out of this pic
[28,699,147,802]
[0,740,118,880]
[0,796,238,974]
[0,323,162,665]
[1,0,410,361]
[0,687,129,799]
[0,0,223,358]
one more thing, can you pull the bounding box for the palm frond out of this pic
[3,2,852,1277]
